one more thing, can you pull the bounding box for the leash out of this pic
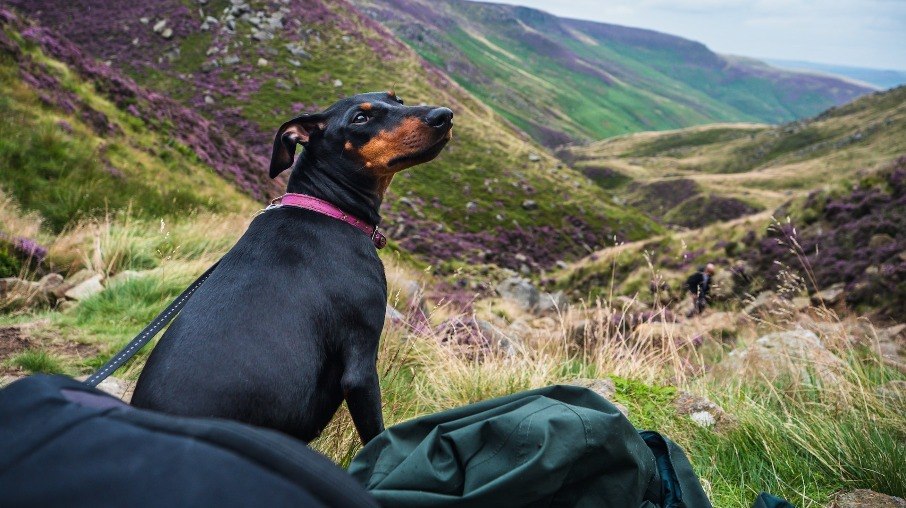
[83,261,220,387]
[83,193,387,387]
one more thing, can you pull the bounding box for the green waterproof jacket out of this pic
[349,385,793,508]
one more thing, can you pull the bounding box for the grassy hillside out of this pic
[0,13,255,235]
[352,0,872,147]
[563,86,906,227]
[2,183,903,508]
[6,1,660,271]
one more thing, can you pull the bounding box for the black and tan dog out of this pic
[132,92,453,444]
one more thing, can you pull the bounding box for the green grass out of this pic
[0,35,253,233]
[8,349,65,374]
[0,208,901,507]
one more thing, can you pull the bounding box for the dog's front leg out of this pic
[342,348,384,445]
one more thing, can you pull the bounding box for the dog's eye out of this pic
[352,112,370,124]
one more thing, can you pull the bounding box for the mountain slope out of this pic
[352,0,873,147]
[563,86,906,227]
[5,1,660,270]
[764,59,906,91]
[0,10,256,232]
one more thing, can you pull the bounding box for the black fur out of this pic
[132,92,453,444]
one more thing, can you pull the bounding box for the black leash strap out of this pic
[83,261,221,387]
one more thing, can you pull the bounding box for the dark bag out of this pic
[349,385,792,508]
[0,375,377,508]
[349,385,712,507]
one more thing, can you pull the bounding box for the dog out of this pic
[131,91,453,444]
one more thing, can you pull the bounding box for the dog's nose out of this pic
[424,107,453,129]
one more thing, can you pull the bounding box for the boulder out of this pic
[613,296,649,313]
[674,391,735,431]
[1,277,48,306]
[566,378,628,416]
[743,291,783,316]
[868,233,896,249]
[37,273,64,294]
[64,274,104,301]
[437,317,518,357]
[811,283,846,307]
[535,291,568,315]
[75,375,133,403]
[496,277,539,312]
[714,329,845,386]
[829,490,906,508]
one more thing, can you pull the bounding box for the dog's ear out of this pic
[269,114,325,178]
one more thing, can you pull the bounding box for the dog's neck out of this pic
[285,152,383,226]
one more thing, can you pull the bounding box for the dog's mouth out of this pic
[388,128,452,170]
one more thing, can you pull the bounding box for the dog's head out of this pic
[269,91,453,195]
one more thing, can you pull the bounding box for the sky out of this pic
[478,0,906,70]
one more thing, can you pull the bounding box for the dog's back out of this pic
[131,207,387,441]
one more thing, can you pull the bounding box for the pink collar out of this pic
[271,193,387,249]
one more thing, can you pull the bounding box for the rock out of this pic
[811,283,846,307]
[139,17,150,24]
[161,28,174,39]
[613,296,649,313]
[257,58,269,67]
[714,329,845,386]
[536,291,568,315]
[385,304,405,325]
[829,489,906,508]
[1,278,47,306]
[223,55,240,65]
[690,411,716,427]
[75,375,133,403]
[496,277,539,311]
[108,270,143,285]
[152,19,167,33]
[35,273,65,302]
[204,95,215,104]
[675,391,734,431]
[743,291,782,316]
[521,199,538,210]
[790,296,811,312]
[876,380,906,405]
[437,317,518,357]
[64,274,105,301]
[567,378,629,416]
[868,233,896,249]
[333,79,343,87]
[568,378,615,399]
[527,153,541,162]
[284,42,310,58]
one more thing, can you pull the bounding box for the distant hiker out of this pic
[685,263,716,317]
